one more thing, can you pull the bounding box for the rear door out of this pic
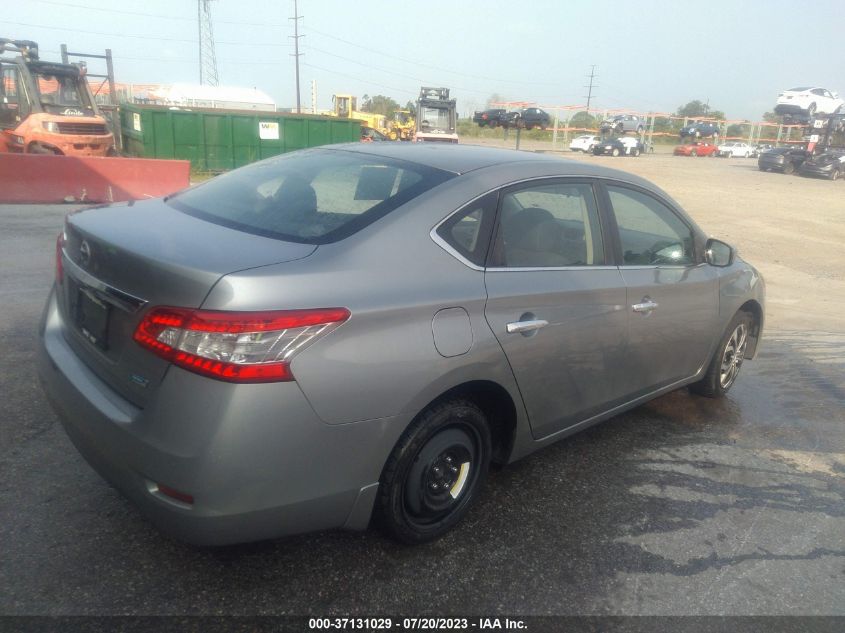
[600,183,718,398]
[483,179,629,439]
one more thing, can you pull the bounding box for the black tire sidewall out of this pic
[377,399,491,544]
[691,311,754,398]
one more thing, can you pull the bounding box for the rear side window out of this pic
[494,182,605,268]
[435,191,497,267]
[607,186,694,266]
[168,149,452,244]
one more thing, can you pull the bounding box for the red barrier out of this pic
[0,153,190,204]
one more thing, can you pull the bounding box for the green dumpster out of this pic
[120,104,361,170]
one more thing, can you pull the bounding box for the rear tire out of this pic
[690,149,698,157]
[783,162,795,175]
[612,148,620,157]
[690,311,754,398]
[376,399,491,544]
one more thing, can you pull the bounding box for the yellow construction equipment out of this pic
[388,110,415,141]
[330,94,387,133]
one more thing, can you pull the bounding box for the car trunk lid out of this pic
[57,198,316,407]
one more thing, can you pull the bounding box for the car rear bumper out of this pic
[774,103,808,115]
[37,288,388,545]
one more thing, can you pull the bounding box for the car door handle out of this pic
[506,319,549,334]
[632,299,659,313]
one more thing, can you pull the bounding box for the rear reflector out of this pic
[156,483,194,505]
[133,306,350,383]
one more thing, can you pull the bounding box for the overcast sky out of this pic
[5,0,844,121]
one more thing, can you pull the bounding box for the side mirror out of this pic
[705,238,734,267]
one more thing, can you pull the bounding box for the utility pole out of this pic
[583,65,597,113]
[290,0,304,113]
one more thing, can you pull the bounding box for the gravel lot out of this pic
[1,149,843,618]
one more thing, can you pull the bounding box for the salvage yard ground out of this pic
[0,147,843,616]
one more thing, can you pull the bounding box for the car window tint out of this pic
[607,186,694,266]
[436,192,497,267]
[168,149,452,244]
[497,183,604,268]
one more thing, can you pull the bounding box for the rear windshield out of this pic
[168,149,452,244]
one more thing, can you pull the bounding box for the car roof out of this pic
[321,142,660,187]
[324,142,575,175]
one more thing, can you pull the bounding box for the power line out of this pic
[26,0,283,28]
[4,20,291,47]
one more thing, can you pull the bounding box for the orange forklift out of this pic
[0,38,116,156]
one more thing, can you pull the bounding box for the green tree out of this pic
[404,100,416,118]
[360,94,401,117]
[676,100,725,121]
[762,111,781,124]
[569,110,596,129]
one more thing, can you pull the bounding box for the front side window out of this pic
[169,149,452,244]
[493,182,604,268]
[607,186,694,266]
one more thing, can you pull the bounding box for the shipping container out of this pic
[120,104,361,170]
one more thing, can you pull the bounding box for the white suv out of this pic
[775,87,843,117]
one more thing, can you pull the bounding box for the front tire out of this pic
[830,168,840,181]
[783,161,795,175]
[690,311,753,398]
[611,148,620,157]
[690,149,698,157]
[377,399,491,544]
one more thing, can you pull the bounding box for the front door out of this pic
[602,183,719,398]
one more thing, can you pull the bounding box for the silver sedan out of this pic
[38,144,765,545]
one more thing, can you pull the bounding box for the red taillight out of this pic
[55,232,65,285]
[133,306,350,383]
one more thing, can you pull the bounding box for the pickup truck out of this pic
[472,109,506,128]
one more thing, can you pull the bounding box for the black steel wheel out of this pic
[690,311,753,398]
[377,398,491,544]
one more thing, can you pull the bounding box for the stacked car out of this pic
[569,135,600,153]
[674,141,718,157]
[799,150,845,180]
[757,147,808,174]
[593,137,644,156]
[717,142,755,158]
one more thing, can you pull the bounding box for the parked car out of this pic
[717,142,755,158]
[360,126,390,142]
[569,135,600,153]
[501,107,551,130]
[674,141,719,157]
[472,108,506,128]
[799,149,845,180]
[592,137,644,156]
[775,87,843,118]
[679,122,721,140]
[38,143,764,546]
[757,147,809,174]
[600,114,645,135]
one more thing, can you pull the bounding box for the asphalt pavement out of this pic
[1,204,843,617]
